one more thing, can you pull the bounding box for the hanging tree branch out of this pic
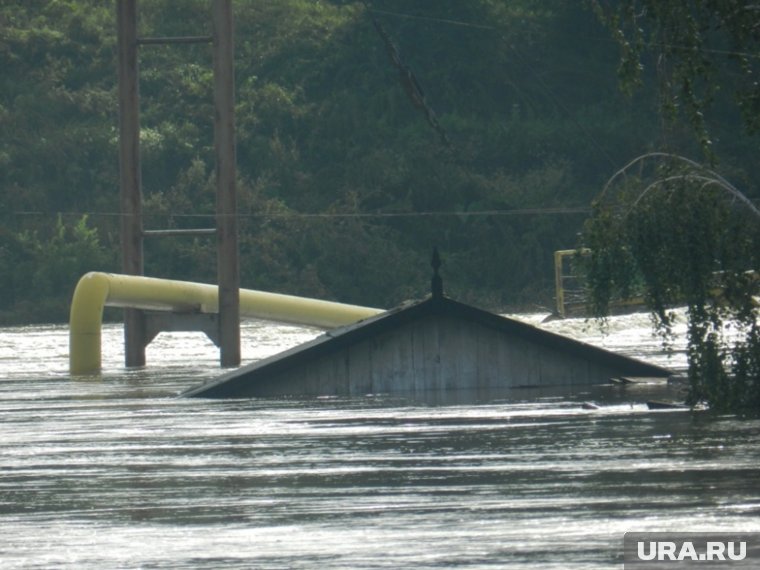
[583,151,760,412]
[597,152,760,221]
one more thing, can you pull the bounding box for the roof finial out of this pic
[431,247,443,298]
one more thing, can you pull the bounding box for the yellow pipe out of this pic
[69,272,383,375]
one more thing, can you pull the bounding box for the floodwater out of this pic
[1,312,759,568]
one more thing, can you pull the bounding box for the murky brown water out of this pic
[1,315,758,568]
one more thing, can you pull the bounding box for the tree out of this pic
[582,152,760,412]
[583,3,760,412]
[582,3,760,412]
[4,0,741,322]
[588,1,760,156]
[3,215,115,323]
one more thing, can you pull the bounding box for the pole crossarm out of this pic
[143,229,217,237]
[137,35,212,45]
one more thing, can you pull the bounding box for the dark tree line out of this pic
[1,1,757,342]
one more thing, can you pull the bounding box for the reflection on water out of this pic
[0,315,758,569]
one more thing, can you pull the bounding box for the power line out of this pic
[367,8,497,31]
[8,207,592,221]
[366,6,450,146]
[367,6,760,60]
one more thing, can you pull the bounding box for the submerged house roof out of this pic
[182,289,671,399]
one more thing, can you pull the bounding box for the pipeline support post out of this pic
[117,0,147,367]
[213,0,241,367]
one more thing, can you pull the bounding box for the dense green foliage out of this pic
[583,155,760,411]
[583,2,760,412]
[1,1,757,327]
[590,0,760,155]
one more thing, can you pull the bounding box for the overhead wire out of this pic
[365,4,451,146]
[366,6,760,60]
[366,7,498,31]
[8,206,592,221]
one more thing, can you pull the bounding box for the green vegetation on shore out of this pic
[1,1,757,329]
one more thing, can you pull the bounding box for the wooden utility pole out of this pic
[117,0,146,367]
[114,0,240,369]
[212,0,241,367]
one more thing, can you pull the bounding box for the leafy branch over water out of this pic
[582,153,760,412]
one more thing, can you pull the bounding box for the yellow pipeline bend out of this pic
[69,272,383,375]
[69,272,111,375]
